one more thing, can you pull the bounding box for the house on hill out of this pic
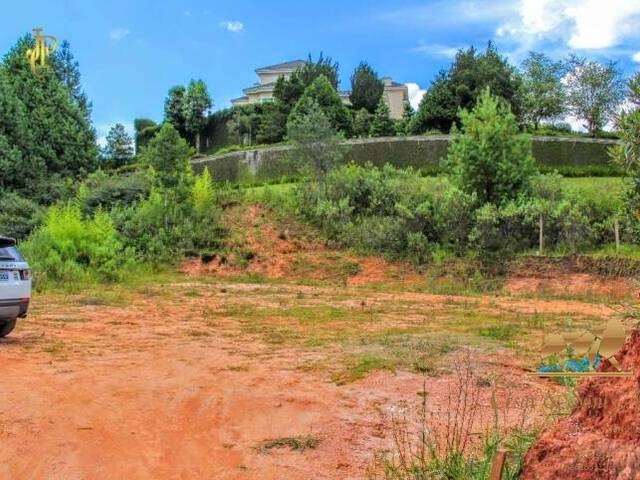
[232,59,409,119]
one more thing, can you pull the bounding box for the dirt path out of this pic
[0,274,612,479]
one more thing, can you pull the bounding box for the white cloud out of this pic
[410,43,461,58]
[633,52,640,63]
[405,83,426,110]
[183,10,191,16]
[109,28,131,41]
[219,20,244,33]
[497,0,640,50]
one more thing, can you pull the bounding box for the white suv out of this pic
[0,236,31,337]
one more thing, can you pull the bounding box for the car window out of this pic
[0,246,24,262]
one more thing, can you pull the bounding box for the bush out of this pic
[77,170,151,215]
[20,204,133,287]
[0,192,43,240]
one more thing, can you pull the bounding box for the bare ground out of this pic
[0,204,633,479]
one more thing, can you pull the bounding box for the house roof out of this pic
[255,59,307,73]
[243,81,277,94]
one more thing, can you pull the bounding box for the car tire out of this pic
[0,319,17,338]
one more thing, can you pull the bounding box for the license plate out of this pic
[0,271,9,282]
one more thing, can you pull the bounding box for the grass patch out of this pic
[479,324,520,342]
[331,354,395,385]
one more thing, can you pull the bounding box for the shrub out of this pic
[21,204,132,287]
[445,89,537,205]
[0,192,43,240]
[78,170,151,215]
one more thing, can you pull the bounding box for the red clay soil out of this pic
[0,290,556,479]
[521,329,640,480]
[505,274,633,300]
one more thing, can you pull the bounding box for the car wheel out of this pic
[0,319,17,338]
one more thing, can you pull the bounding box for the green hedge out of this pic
[192,135,622,183]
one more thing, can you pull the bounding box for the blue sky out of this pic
[2,0,640,143]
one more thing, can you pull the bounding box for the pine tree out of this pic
[51,40,91,118]
[103,123,134,167]
[370,98,395,137]
[1,34,98,202]
[445,89,536,205]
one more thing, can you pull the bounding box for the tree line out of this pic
[127,44,629,159]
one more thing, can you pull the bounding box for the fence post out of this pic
[615,218,620,254]
[538,214,544,256]
[490,449,507,480]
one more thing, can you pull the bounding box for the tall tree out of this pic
[103,123,134,166]
[370,98,395,137]
[565,55,624,135]
[520,52,566,128]
[411,43,522,134]
[0,34,98,202]
[182,79,212,152]
[164,85,187,135]
[350,61,384,113]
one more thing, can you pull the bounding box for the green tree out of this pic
[139,123,193,190]
[182,79,212,152]
[287,99,344,178]
[628,72,640,108]
[289,75,352,136]
[410,72,454,134]
[0,34,98,202]
[133,118,158,152]
[274,53,340,109]
[51,40,91,118]
[228,104,262,145]
[396,102,414,135]
[411,43,522,133]
[610,98,640,240]
[103,123,134,167]
[370,98,396,137]
[353,108,372,137]
[350,61,384,113]
[520,52,566,128]
[257,102,288,144]
[445,89,536,205]
[565,56,624,135]
[163,85,187,135]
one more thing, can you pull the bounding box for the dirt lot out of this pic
[0,206,632,479]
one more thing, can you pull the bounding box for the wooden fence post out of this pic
[615,218,620,254]
[538,214,544,256]
[490,449,507,480]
